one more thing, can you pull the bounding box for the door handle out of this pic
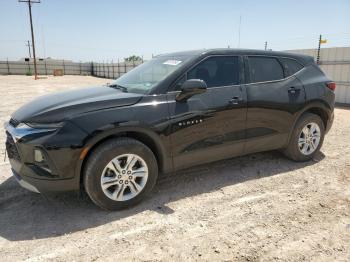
[288,87,301,94]
[229,96,242,105]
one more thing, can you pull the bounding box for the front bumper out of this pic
[4,121,86,193]
[11,167,79,193]
[12,168,40,193]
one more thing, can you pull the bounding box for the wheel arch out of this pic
[76,127,171,188]
[286,101,331,146]
[304,107,328,129]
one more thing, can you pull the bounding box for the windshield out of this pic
[111,56,191,94]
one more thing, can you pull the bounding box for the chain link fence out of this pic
[92,60,143,79]
[0,59,143,79]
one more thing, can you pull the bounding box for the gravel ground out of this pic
[0,75,349,261]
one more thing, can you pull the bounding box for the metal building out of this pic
[286,47,350,105]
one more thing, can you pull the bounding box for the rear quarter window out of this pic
[280,58,304,76]
[248,56,284,83]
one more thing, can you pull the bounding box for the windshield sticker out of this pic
[163,60,182,66]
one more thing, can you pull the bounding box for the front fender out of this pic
[71,94,173,181]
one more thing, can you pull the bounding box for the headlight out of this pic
[17,122,63,130]
[16,123,32,129]
[10,122,63,140]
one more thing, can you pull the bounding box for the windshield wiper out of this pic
[108,84,128,92]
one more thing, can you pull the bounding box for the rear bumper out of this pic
[326,111,334,134]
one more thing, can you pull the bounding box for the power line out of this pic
[19,0,41,80]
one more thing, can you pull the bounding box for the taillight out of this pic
[326,82,336,91]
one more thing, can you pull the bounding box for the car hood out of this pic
[12,86,143,123]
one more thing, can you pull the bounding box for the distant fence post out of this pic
[124,61,127,75]
[112,60,115,79]
[91,62,94,76]
[107,61,110,78]
[117,58,120,78]
[6,58,10,75]
[27,59,31,74]
[44,59,48,75]
[79,61,82,75]
[62,59,66,75]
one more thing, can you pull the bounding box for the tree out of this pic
[124,55,142,62]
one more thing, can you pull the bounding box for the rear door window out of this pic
[248,56,284,83]
[280,58,304,76]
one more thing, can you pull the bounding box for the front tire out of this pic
[284,113,325,162]
[84,138,158,210]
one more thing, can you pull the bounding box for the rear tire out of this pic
[84,138,158,210]
[283,113,325,162]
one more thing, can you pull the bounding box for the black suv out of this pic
[5,49,335,210]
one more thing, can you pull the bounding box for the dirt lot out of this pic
[0,75,349,261]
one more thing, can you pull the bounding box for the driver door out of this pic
[167,56,247,170]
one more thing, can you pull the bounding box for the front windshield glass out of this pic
[111,56,191,94]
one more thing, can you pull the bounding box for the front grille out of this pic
[9,118,20,127]
[5,132,21,161]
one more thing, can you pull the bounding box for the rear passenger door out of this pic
[244,56,305,154]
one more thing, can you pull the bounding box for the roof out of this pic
[159,48,314,65]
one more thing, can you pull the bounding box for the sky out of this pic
[0,0,349,62]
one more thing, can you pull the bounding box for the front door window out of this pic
[187,56,240,88]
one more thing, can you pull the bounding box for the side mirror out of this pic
[176,79,207,102]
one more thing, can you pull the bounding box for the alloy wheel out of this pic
[298,122,321,155]
[100,153,149,201]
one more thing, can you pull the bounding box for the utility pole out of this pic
[316,34,322,65]
[264,41,267,51]
[237,15,242,48]
[316,34,328,64]
[19,0,40,80]
[26,40,32,58]
[317,35,330,66]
